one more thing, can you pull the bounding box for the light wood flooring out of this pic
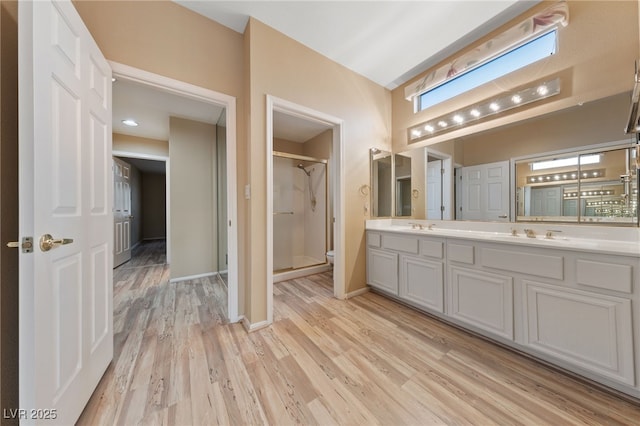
[78,245,640,425]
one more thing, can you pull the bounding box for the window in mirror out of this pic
[516,145,638,225]
[371,149,392,217]
[394,153,412,216]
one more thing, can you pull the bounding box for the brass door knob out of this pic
[39,234,74,252]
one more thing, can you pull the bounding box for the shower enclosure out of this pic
[273,152,328,273]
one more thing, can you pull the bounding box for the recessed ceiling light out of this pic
[470,109,481,117]
[122,119,139,127]
[537,85,549,96]
[489,102,500,111]
[511,95,522,104]
[437,120,448,128]
[453,115,464,124]
[424,125,435,133]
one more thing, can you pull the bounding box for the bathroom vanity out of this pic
[366,219,640,399]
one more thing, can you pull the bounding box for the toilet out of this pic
[326,250,334,265]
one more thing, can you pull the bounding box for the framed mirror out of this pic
[394,153,412,216]
[370,149,392,217]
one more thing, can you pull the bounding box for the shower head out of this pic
[297,163,311,176]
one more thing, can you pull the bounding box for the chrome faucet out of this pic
[409,223,424,230]
[427,223,435,230]
[524,228,536,238]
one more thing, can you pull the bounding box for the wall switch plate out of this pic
[244,184,251,199]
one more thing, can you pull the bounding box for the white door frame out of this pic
[112,151,171,263]
[266,95,345,324]
[110,62,240,322]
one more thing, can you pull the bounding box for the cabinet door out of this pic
[449,267,513,340]
[367,248,398,294]
[399,255,443,312]
[523,281,635,386]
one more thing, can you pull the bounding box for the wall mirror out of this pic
[392,93,639,226]
[370,149,392,217]
[394,153,412,216]
[516,145,638,224]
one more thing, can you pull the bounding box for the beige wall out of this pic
[244,18,391,322]
[274,138,304,156]
[392,1,640,152]
[73,0,243,98]
[0,0,18,419]
[142,173,167,240]
[438,92,633,167]
[169,117,217,279]
[303,129,332,160]
[113,133,169,158]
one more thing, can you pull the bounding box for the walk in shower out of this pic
[273,152,328,274]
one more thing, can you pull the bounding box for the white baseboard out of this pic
[344,286,369,299]
[241,316,271,332]
[169,271,216,283]
[131,241,141,251]
[142,237,166,241]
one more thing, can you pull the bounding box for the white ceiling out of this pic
[174,0,539,89]
[112,79,225,141]
[273,110,331,143]
[114,1,541,146]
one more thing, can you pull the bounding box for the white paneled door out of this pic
[19,1,113,424]
[113,157,132,267]
[426,159,443,220]
[459,160,509,221]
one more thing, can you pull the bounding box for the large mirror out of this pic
[393,93,639,226]
[394,153,412,216]
[516,145,638,224]
[370,149,392,217]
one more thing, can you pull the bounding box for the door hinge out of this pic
[440,205,445,212]
[441,168,445,175]
[6,237,34,253]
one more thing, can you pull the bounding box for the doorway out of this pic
[266,96,345,324]
[111,62,240,322]
[113,156,167,267]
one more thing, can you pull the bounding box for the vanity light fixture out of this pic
[122,119,139,127]
[528,168,605,184]
[408,78,561,142]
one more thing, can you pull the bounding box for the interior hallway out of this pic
[77,244,640,424]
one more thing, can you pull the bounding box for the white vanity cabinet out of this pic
[365,228,640,398]
[367,231,445,313]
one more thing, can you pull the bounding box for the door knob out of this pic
[39,234,74,252]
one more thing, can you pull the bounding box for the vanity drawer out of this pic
[420,239,443,259]
[481,248,563,280]
[367,233,381,248]
[383,234,419,254]
[576,259,632,294]
[448,243,474,264]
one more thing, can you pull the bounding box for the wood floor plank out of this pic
[78,244,640,425]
